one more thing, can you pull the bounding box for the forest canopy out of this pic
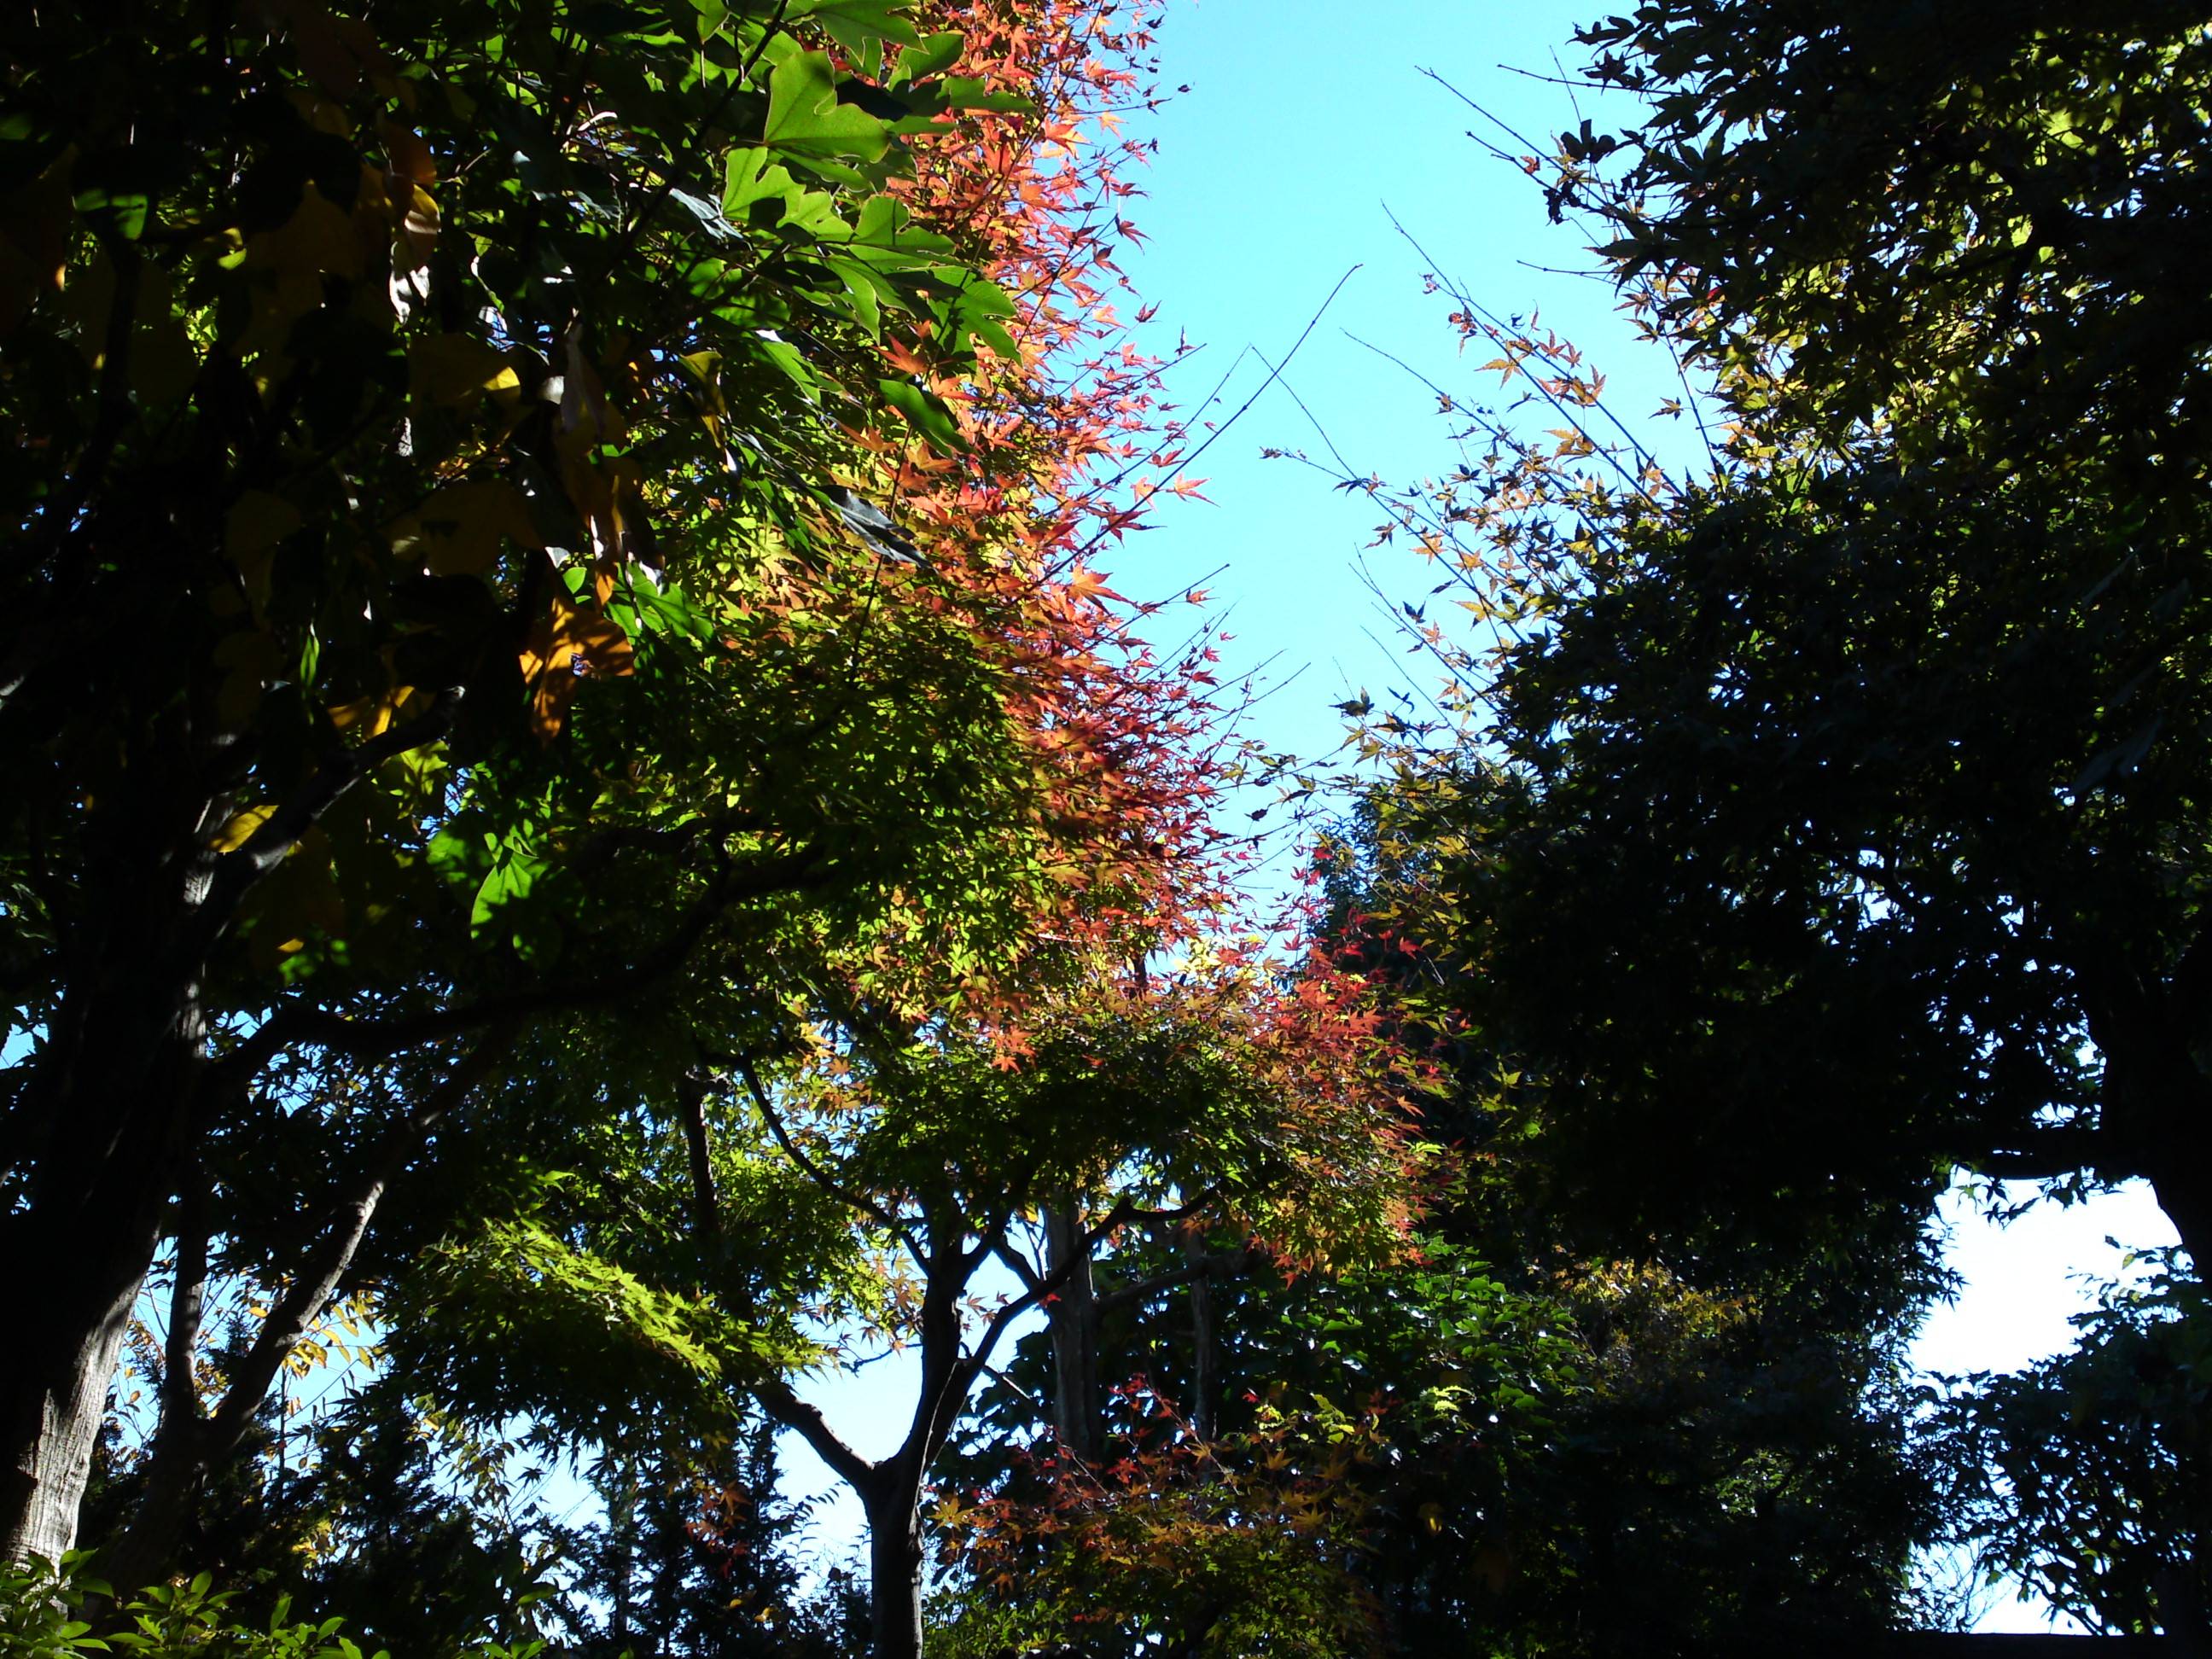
[6,0,2212,1654]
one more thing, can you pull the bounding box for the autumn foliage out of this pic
[0,0,1249,1590]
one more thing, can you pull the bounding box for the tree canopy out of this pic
[1343,0,2212,1272]
[10,0,2183,1650]
[0,0,1209,1580]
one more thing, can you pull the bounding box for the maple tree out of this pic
[370,940,1420,1659]
[0,0,1211,1583]
[934,1388,1389,1659]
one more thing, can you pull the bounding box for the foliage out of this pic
[1291,0,2212,1639]
[1930,1253,2212,1635]
[531,1416,869,1659]
[356,939,1420,1653]
[4,0,1214,1578]
[952,1212,1935,1656]
[1298,0,2212,1284]
[88,1362,863,1659]
[933,1391,1386,1659]
[1575,0,2212,461]
[0,1551,544,1659]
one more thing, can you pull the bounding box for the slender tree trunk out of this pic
[1187,1232,1216,1442]
[92,1185,212,1599]
[97,1026,516,1590]
[1044,1202,1097,1461]
[861,1465,926,1659]
[677,1067,718,1240]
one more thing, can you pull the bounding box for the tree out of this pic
[1930,1254,2212,1635]
[530,1414,870,1659]
[1576,0,2212,467]
[380,948,1418,1659]
[1312,6,2212,1627]
[2,0,1196,1574]
[956,1189,1938,1656]
[87,1352,863,1659]
[1329,0,2212,1276]
[926,825,1944,1657]
[89,1369,559,1659]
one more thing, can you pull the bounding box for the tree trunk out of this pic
[862,1467,926,1659]
[1188,1233,1216,1442]
[1043,1202,1098,1461]
[0,683,253,1566]
[0,1251,155,1568]
[2078,969,2212,1273]
[0,991,202,1566]
[93,1193,211,1599]
[97,1026,515,1590]
[0,600,455,1567]
[2147,1157,2212,1278]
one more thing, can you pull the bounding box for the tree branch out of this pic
[677,1066,718,1241]
[735,1057,926,1272]
[992,1236,1043,1293]
[210,843,829,1086]
[175,689,463,979]
[751,1372,881,1495]
[160,1177,210,1431]
[103,1018,520,1590]
[1115,1185,1223,1233]
[1094,1249,1253,1318]
[200,1018,521,1461]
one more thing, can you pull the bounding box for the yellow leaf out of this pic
[386,175,438,265]
[388,478,540,578]
[326,685,417,735]
[408,333,521,411]
[323,695,376,732]
[242,824,346,965]
[236,183,366,358]
[520,585,634,740]
[246,181,364,282]
[377,119,436,185]
[283,86,354,138]
[224,491,301,557]
[211,804,278,853]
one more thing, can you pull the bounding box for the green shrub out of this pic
[0,1556,543,1659]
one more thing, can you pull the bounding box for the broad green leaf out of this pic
[785,0,922,49]
[761,49,891,163]
[876,376,963,452]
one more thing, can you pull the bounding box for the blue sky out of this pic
[1093,0,1672,761]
